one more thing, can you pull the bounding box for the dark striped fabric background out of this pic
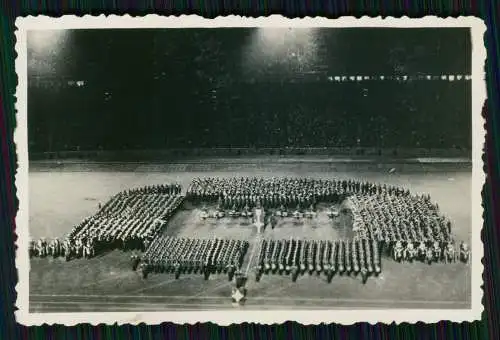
[1,1,499,339]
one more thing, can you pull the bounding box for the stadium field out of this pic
[28,157,472,312]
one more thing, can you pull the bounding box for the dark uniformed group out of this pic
[30,184,184,260]
[137,236,249,280]
[255,238,381,284]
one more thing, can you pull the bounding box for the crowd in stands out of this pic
[29,81,470,153]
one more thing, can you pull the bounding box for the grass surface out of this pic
[28,159,472,312]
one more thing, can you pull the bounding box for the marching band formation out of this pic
[138,236,249,280]
[255,238,381,283]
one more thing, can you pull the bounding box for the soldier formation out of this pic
[345,192,467,263]
[347,192,450,243]
[30,184,183,260]
[188,176,469,265]
[255,238,381,284]
[31,177,470,291]
[187,177,346,209]
[187,177,413,212]
[138,236,249,280]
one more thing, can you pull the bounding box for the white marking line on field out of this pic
[128,278,180,294]
[245,236,262,275]
[30,306,451,313]
[30,303,233,310]
[192,280,231,297]
[63,256,107,275]
[260,281,297,297]
[29,293,467,305]
[29,261,56,272]
[30,301,469,311]
[30,300,467,307]
[30,294,224,300]
[31,258,102,277]
[466,259,470,301]
[80,272,133,289]
[32,300,226,306]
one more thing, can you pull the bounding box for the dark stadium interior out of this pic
[27,28,471,154]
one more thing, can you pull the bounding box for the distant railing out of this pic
[29,147,471,161]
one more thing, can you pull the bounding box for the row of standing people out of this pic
[200,203,318,223]
[29,238,67,258]
[138,236,249,280]
[255,238,381,284]
[390,239,470,264]
[30,184,184,260]
[119,184,182,196]
[186,177,414,210]
[65,194,184,259]
[30,237,98,260]
[346,194,470,263]
[347,193,446,243]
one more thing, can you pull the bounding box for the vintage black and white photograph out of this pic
[15,16,485,325]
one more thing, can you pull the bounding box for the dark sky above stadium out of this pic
[27,28,472,152]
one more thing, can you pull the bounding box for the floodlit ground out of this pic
[167,203,352,241]
[28,158,472,312]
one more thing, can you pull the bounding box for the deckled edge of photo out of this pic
[13,14,487,326]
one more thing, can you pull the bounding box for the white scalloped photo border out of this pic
[13,14,487,326]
